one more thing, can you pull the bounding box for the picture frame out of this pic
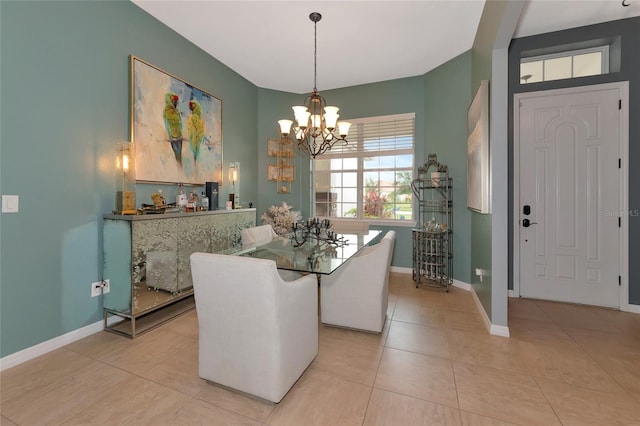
[278,180,292,194]
[267,139,281,157]
[268,164,279,181]
[130,55,223,184]
[280,165,295,182]
[467,79,490,213]
[280,140,295,158]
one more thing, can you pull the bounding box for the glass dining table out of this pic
[235,230,382,276]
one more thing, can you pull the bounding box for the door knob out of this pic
[522,219,538,227]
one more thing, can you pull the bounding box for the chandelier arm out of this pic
[320,131,334,144]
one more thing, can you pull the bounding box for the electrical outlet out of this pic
[91,281,103,297]
[102,279,110,294]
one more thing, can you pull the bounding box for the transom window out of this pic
[313,113,415,223]
[520,45,609,84]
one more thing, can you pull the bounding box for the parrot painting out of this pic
[187,99,205,164]
[163,92,183,167]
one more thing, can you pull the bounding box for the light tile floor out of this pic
[2,272,640,425]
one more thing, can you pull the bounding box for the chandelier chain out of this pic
[313,17,317,92]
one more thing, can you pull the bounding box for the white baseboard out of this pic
[464,280,511,338]
[467,284,492,334]
[489,324,511,337]
[390,266,412,274]
[452,279,472,291]
[509,290,639,315]
[0,315,118,372]
[622,303,640,314]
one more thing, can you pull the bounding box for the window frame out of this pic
[312,113,416,226]
[520,45,609,84]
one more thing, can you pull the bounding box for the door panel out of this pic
[518,87,620,308]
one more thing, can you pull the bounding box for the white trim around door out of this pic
[513,82,630,311]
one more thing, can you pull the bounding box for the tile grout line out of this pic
[531,299,634,396]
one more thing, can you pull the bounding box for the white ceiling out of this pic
[132,0,639,94]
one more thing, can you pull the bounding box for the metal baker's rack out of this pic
[411,154,453,291]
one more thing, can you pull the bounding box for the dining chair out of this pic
[320,230,395,333]
[240,224,279,248]
[190,252,318,403]
[327,218,369,234]
[241,224,303,281]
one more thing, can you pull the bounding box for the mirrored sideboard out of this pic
[103,209,256,337]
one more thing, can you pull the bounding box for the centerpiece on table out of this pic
[291,217,348,248]
[261,202,302,236]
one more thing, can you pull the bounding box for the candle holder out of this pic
[228,162,239,208]
[291,217,348,248]
[115,141,136,214]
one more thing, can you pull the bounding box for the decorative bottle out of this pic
[186,192,197,212]
[201,192,209,211]
[176,183,187,212]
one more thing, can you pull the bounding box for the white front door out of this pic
[516,84,625,308]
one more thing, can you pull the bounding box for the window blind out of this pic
[327,113,415,155]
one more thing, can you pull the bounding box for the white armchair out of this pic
[320,230,395,333]
[190,252,318,403]
[240,224,279,248]
[240,224,302,281]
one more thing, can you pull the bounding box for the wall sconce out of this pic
[228,162,239,209]
[115,142,136,214]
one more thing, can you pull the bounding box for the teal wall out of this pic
[0,0,500,359]
[256,88,311,219]
[0,1,258,357]
[424,51,473,283]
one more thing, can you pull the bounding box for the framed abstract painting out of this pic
[467,79,490,213]
[130,55,223,184]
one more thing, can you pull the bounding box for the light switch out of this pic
[2,195,19,213]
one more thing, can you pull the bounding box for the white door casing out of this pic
[514,83,629,309]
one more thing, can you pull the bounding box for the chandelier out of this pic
[278,12,351,159]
